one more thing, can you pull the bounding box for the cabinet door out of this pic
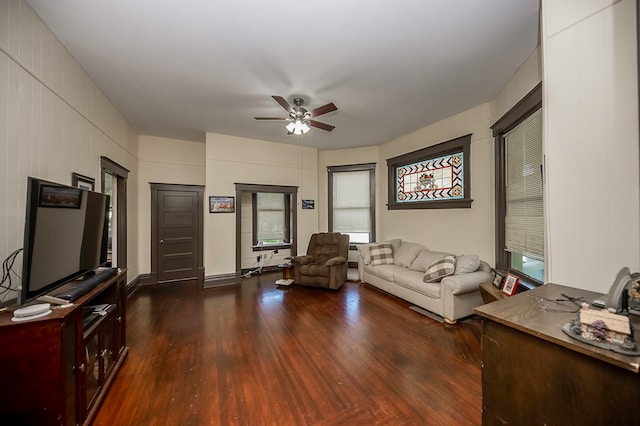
[85,332,101,408]
[62,319,79,426]
[102,313,116,376]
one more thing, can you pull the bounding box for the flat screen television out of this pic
[20,177,110,304]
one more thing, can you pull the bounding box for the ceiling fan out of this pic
[255,96,337,135]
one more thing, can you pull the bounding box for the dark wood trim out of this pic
[386,199,473,209]
[491,82,542,136]
[386,134,472,210]
[251,243,292,252]
[235,183,298,275]
[126,275,141,297]
[116,177,127,268]
[491,83,542,280]
[204,272,240,288]
[150,183,205,286]
[100,157,129,269]
[137,273,153,286]
[100,156,130,178]
[251,193,258,245]
[327,163,376,243]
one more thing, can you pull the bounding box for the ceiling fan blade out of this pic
[254,117,286,120]
[272,96,294,114]
[309,102,337,117]
[309,120,335,132]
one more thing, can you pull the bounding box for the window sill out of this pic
[387,199,473,210]
[252,243,291,251]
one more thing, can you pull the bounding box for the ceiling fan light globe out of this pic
[301,123,310,133]
[285,122,296,133]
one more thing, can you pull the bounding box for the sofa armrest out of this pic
[441,270,494,295]
[293,255,315,266]
[325,256,346,267]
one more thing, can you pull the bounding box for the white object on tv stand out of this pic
[37,294,74,307]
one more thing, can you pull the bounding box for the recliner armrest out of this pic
[325,256,346,267]
[293,255,315,265]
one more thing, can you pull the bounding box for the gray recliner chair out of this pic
[292,232,349,290]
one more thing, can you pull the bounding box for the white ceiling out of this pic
[26,0,539,150]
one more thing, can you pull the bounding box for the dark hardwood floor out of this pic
[94,272,482,425]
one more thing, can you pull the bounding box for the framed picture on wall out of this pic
[209,196,235,213]
[71,172,95,191]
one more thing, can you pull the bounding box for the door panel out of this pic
[153,187,203,283]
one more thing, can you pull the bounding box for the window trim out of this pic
[327,163,376,245]
[386,134,472,210]
[234,184,297,271]
[491,82,543,285]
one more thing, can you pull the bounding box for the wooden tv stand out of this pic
[0,269,128,425]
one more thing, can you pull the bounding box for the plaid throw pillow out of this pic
[369,242,394,266]
[423,255,456,283]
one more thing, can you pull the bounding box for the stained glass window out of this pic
[386,134,472,209]
[396,153,463,203]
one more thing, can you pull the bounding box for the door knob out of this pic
[160,239,164,244]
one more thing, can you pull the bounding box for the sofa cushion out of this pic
[410,250,453,272]
[369,242,394,266]
[358,239,401,265]
[363,263,399,281]
[455,254,480,274]
[394,242,424,268]
[423,255,456,283]
[394,268,441,298]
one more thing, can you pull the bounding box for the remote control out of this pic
[592,299,606,308]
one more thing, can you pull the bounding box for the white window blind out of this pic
[257,193,285,243]
[505,108,544,260]
[332,170,371,243]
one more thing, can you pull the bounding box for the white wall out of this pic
[542,0,640,291]
[137,135,205,274]
[490,47,542,123]
[378,104,495,263]
[0,0,139,303]
[205,133,318,276]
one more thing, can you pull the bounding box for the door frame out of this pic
[150,183,204,286]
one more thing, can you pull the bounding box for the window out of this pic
[328,163,375,244]
[101,157,128,268]
[492,83,544,284]
[251,191,292,249]
[386,134,472,209]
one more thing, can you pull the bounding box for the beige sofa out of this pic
[357,239,493,324]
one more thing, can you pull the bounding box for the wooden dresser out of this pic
[475,283,640,426]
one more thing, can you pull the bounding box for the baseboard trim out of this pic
[126,275,141,297]
[204,272,240,288]
[138,273,153,286]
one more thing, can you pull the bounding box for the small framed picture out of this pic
[71,172,95,191]
[302,199,314,209]
[209,196,235,213]
[492,270,505,289]
[502,273,519,296]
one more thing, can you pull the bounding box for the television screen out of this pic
[21,177,110,304]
